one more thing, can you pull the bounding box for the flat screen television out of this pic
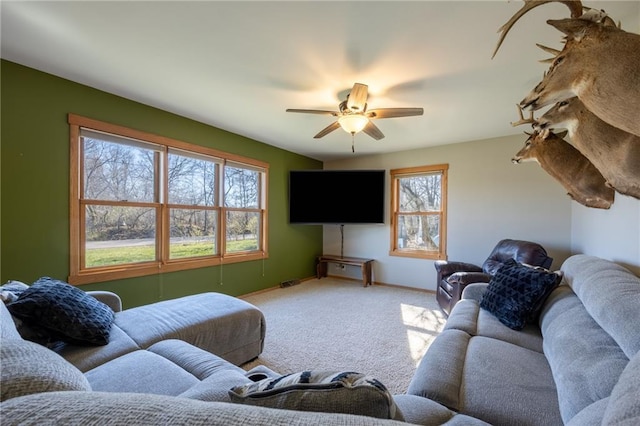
[289,169,385,224]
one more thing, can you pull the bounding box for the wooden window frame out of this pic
[68,114,269,285]
[389,164,448,260]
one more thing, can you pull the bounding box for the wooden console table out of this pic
[316,255,374,287]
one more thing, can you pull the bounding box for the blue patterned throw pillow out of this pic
[7,277,114,345]
[229,370,403,420]
[480,259,562,330]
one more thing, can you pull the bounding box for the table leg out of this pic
[362,261,372,286]
[317,261,328,279]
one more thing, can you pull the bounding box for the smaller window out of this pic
[390,164,448,259]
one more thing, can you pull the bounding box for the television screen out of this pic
[289,170,385,224]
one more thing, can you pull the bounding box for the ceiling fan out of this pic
[286,83,423,151]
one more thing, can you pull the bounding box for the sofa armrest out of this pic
[87,291,122,312]
[461,283,489,302]
[1,391,411,425]
[393,394,491,425]
[434,261,483,278]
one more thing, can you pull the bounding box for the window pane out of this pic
[169,209,217,259]
[399,174,441,212]
[397,214,440,251]
[83,137,156,202]
[168,152,217,206]
[85,205,156,267]
[226,211,259,252]
[224,166,259,208]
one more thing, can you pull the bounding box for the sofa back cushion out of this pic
[602,350,640,425]
[1,338,91,402]
[559,255,640,358]
[539,255,639,424]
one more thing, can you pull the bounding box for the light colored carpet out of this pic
[241,278,446,394]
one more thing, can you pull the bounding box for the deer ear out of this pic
[547,19,591,41]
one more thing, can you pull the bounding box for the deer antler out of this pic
[511,105,536,127]
[537,43,561,56]
[492,0,584,59]
[536,43,562,63]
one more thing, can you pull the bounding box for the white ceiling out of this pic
[2,1,638,162]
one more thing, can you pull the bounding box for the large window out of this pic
[69,114,268,284]
[390,164,448,259]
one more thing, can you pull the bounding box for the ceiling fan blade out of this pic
[286,109,338,116]
[314,121,342,139]
[366,108,424,119]
[346,83,368,112]
[363,121,385,140]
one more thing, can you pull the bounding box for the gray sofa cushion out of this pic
[408,329,562,426]
[407,329,470,410]
[542,262,633,424]
[445,299,543,353]
[602,350,640,425]
[566,398,610,426]
[52,324,140,372]
[114,292,265,365]
[0,391,409,425]
[1,339,91,402]
[7,277,114,346]
[461,337,561,426]
[85,349,199,395]
[393,394,492,425]
[147,339,248,380]
[561,255,640,358]
[229,370,403,420]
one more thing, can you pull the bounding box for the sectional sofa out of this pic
[1,254,638,425]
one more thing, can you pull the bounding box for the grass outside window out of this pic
[69,114,269,285]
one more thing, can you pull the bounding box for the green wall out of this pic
[1,60,323,308]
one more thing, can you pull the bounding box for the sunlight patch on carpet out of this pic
[401,303,447,365]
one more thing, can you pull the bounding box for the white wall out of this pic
[323,134,573,291]
[568,5,640,277]
[571,195,640,276]
[324,2,640,286]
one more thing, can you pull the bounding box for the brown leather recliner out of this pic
[434,239,553,316]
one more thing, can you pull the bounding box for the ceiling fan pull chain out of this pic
[351,133,356,153]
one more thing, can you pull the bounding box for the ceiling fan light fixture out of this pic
[338,114,369,134]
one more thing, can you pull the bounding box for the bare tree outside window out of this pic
[83,138,159,267]
[390,165,448,259]
[69,114,268,285]
[168,151,218,259]
[224,166,261,252]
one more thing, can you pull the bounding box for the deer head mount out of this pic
[512,129,614,209]
[495,0,640,208]
[535,97,640,200]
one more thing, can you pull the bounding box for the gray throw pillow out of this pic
[7,277,114,345]
[0,339,91,401]
[229,370,403,420]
